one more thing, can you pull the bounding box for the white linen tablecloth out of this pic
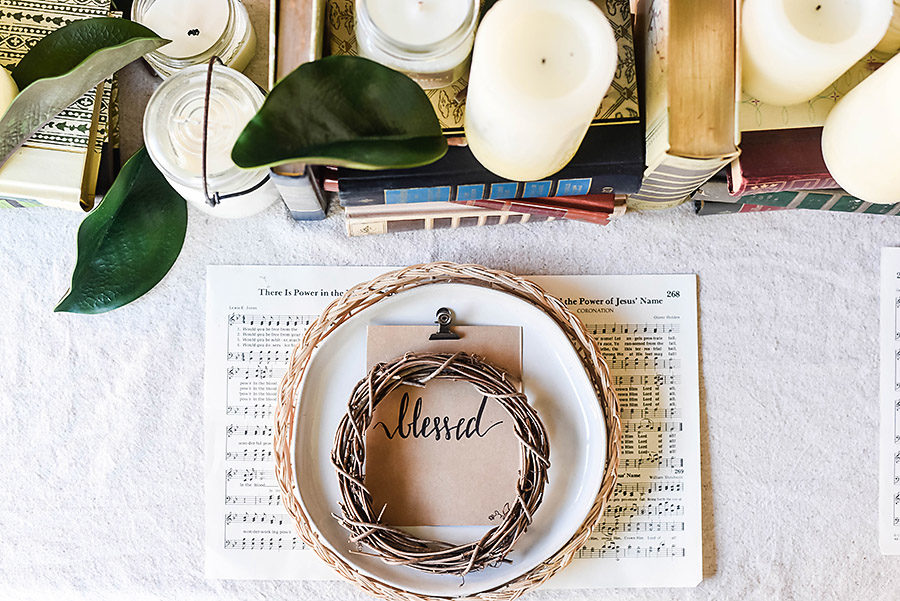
[0,202,895,600]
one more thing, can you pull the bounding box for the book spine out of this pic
[346,212,552,236]
[694,199,791,216]
[728,127,837,196]
[696,187,900,214]
[338,174,632,207]
[452,198,614,225]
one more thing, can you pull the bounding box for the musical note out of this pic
[225,512,287,526]
[589,323,680,336]
[226,365,280,380]
[608,357,681,371]
[225,468,275,484]
[225,405,274,419]
[591,520,685,536]
[612,374,681,387]
[224,536,304,551]
[618,456,684,470]
[226,425,274,438]
[576,543,686,559]
[225,493,281,506]
[225,448,274,462]
[613,481,685,497]
[622,420,683,434]
[620,407,682,420]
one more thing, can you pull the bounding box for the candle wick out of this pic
[541,58,546,65]
[188,28,200,36]
[815,4,821,9]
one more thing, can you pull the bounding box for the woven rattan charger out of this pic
[274,262,622,601]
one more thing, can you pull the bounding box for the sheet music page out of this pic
[530,275,702,588]
[879,248,900,555]
[205,267,701,587]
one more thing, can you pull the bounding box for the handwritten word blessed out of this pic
[373,393,503,441]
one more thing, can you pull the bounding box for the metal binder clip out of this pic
[429,307,460,340]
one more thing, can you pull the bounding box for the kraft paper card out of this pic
[365,325,522,527]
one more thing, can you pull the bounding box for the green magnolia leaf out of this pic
[231,55,448,171]
[0,18,167,167]
[55,148,187,315]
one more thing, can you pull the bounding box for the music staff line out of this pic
[613,374,680,387]
[228,313,314,327]
[613,481,684,496]
[226,493,282,506]
[622,421,683,434]
[589,322,681,336]
[224,536,305,551]
[591,520,685,535]
[226,468,276,484]
[576,543,686,560]
[608,357,681,371]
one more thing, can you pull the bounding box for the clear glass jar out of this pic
[133,0,256,78]
[143,63,280,218]
[355,0,478,89]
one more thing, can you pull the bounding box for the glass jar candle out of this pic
[133,0,256,78]
[355,0,478,90]
[143,63,281,218]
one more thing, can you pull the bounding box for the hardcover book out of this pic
[345,205,551,237]
[627,0,740,209]
[694,188,900,217]
[727,127,838,196]
[0,0,113,211]
[325,0,643,207]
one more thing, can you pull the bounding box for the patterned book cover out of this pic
[739,50,895,132]
[0,0,113,210]
[324,0,639,135]
[0,0,110,150]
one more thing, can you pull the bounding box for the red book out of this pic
[452,194,621,225]
[728,127,838,197]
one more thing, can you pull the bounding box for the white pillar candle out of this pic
[143,64,280,218]
[875,0,900,53]
[134,0,256,77]
[822,53,900,204]
[0,67,18,116]
[355,0,477,89]
[463,0,617,181]
[742,0,892,106]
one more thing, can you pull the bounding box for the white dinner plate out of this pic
[291,282,606,596]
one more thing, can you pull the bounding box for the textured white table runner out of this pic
[1,202,897,600]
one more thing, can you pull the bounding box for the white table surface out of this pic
[1,201,896,600]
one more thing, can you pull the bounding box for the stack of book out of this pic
[310,0,642,236]
[0,0,119,211]
[693,51,900,218]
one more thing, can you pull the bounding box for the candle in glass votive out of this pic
[133,0,256,77]
[822,53,900,204]
[143,63,281,218]
[742,0,892,106]
[355,0,477,89]
[464,0,617,181]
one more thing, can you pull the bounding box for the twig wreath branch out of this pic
[331,352,551,576]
